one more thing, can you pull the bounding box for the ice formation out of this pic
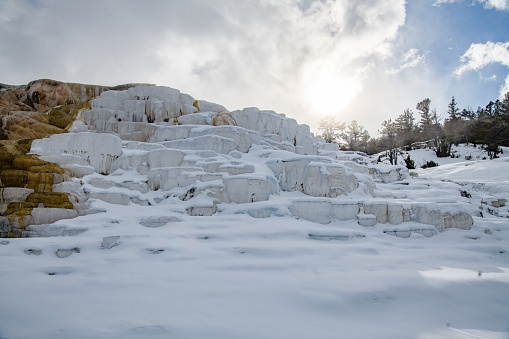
[6,84,475,237]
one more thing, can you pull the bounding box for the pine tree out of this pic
[447,96,459,119]
[394,108,415,149]
[501,93,509,147]
[379,119,398,165]
[416,98,433,142]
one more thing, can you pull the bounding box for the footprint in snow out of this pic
[55,247,80,258]
[146,248,165,254]
[24,249,42,256]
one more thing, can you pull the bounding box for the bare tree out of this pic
[318,115,345,143]
[342,120,368,151]
[379,119,398,165]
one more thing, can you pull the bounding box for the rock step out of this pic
[288,199,472,232]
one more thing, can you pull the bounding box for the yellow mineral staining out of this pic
[26,79,76,112]
[213,112,237,126]
[47,100,92,130]
[6,210,32,236]
[0,169,28,188]
[0,79,106,237]
[1,155,69,191]
[5,203,37,216]
[1,79,148,237]
[0,152,14,167]
[25,192,74,209]
[26,172,58,192]
[4,112,64,140]
[0,139,34,156]
[1,154,74,237]
[0,89,33,115]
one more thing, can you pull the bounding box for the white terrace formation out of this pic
[22,85,473,237]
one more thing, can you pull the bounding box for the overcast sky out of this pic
[1,0,508,135]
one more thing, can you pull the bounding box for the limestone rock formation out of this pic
[0,80,481,238]
[0,79,139,236]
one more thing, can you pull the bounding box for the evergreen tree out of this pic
[482,100,505,158]
[379,119,398,165]
[468,99,507,157]
[501,92,509,146]
[359,129,371,154]
[444,96,465,146]
[416,98,433,142]
[460,107,475,120]
[394,108,415,149]
[501,92,509,118]
[447,96,459,119]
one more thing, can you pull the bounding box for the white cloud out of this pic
[477,0,509,10]
[432,0,458,7]
[455,41,509,98]
[0,0,407,129]
[386,48,427,75]
[433,0,509,10]
[480,74,498,81]
[502,76,509,96]
[455,41,509,75]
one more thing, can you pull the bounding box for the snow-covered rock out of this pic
[21,84,487,239]
[195,100,227,113]
[267,157,359,197]
[162,135,237,154]
[88,192,131,206]
[289,199,360,224]
[0,188,34,203]
[30,207,78,225]
[31,132,122,174]
[214,176,280,204]
[357,213,378,227]
[5,81,509,339]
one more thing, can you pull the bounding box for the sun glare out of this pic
[305,72,362,118]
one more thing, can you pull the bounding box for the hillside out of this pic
[0,80,508,338]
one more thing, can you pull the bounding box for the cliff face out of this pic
[1,79,474,238]
[0,79,139,147]
[0,79,145,237]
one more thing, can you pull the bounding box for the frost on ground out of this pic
[1,85,508,339]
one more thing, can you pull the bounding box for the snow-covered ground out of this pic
[1,82,508,339]
[393,143,509,169]
[1,143,508,339]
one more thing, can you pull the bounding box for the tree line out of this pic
[318,92,509,164]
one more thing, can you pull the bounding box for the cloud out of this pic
[432,0,458,7]
[501,76,509,96]
[0,0,407,129]
[480,74,498,81]
[433,0,509,10]
[455,41,509,75]
[477,0,509,10]
[454,41,509,98]
[386,48,427,75]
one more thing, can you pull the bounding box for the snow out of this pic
[1,86,509,338]
[1,210,508,338]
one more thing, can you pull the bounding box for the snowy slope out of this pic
[1,87,508,339]
[391,143,509,169]
[1,210,508,339]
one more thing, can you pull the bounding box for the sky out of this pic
[0,0,508,136]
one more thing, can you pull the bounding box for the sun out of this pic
[304,71,362,118]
